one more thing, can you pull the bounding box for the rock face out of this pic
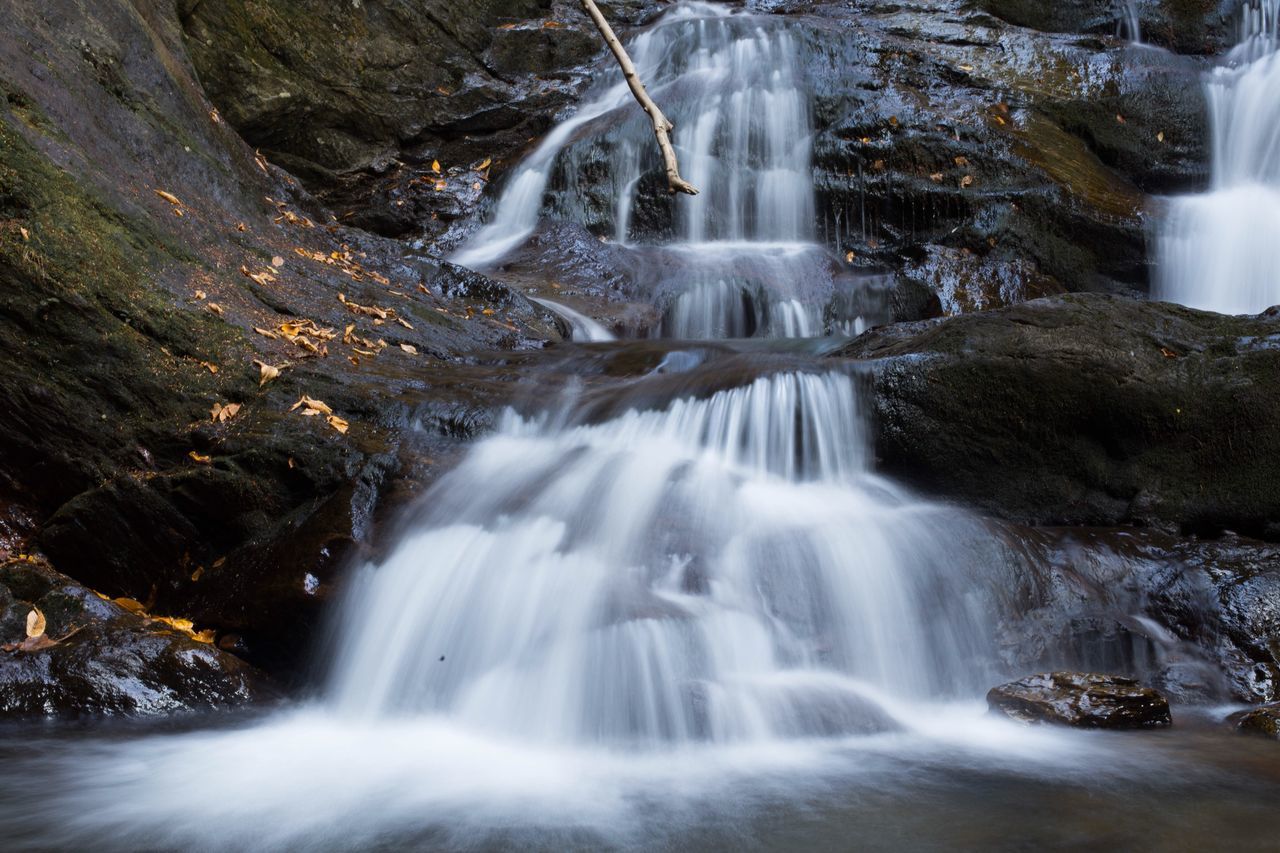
[1228,705,1280,740]
[839,294,1280,536]
[0,558,273,717]
[0,0,559,679]
[987,672,1172,728]
[180,0,661,241]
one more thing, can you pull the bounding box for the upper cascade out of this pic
[1156,0,1280,314]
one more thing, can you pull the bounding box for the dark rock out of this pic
[979,0,1238,55]
[987,671,1172,728]
[839,294,1280,535]
[1227,705,1280,740]
[180,0,663,242]
[0,558,274,718]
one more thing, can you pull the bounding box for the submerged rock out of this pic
[1227,705,1280,740]
[987,672,1172,728]
[0,559,274,718]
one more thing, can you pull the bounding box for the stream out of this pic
[0,3,1276,850]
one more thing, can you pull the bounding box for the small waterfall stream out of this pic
[452,2,854,339]
[1155,0,1280,313]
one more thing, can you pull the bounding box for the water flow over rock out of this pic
[452,2,865,339]
[325,372,999,746]
[1156,0,1280,314]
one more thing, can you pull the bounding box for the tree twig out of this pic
[578,0,699,196]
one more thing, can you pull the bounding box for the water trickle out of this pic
[1118,1,1143,43]
[1155,0,1280,313]
[451,2,863,339]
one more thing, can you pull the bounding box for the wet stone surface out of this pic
[987,672,1172,728]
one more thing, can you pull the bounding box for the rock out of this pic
[982,527,1280,705]
[979,0,1238,55]
[180,0,664,242]
[838,294,1280,534]
[987,672,1172,728]
[0,558,274,718]
[1227,705,1280,740]
[0,0,557,679]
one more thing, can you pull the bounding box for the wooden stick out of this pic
[578,0,699,196]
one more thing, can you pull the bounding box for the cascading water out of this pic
[452,3,860,339]
[1118,1,1143,43]
[326,372,999,746]
[1155,0,1280,313]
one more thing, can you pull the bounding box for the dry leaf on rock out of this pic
[25,608,45,639]
[254,360,283,386]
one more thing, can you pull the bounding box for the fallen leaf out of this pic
[845,251,856,263]
[113,597,148,614]
[253,327,279,340]
[954,156,969,167]
[290,395,333,416]
[400,343,418,355]
[192,629,217,644]
[960,175,974,188]
[236,222,247,232]
[25,608,45,639]
[958,63,974,72]
[477,157,492,171]
[327,415,350,434]
[929,172,943,182]
[254,360,282,386]
[343,323,356,344]
[271,256,284,267]
[207,302,224,316]
[194,290,207,301]
[210,402,241,423]
[1160,347,1178,359]
[1116,114,1126,124]
[191,566,204,582]
[19,227,30,242]
[431,159,441,173]
[200,361,218,374]
[188,451,212,464]
[396,317,414,330]
[1157,131,1165,143]
[155,190,183,206]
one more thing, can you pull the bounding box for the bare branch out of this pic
[578,0,699,196]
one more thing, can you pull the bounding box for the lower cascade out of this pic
[327,372,996,744]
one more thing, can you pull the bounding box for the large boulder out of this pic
[0,558,273,717]
[987,671,1172,728]
[839,294,1280,535]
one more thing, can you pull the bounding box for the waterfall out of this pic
[451,2,847,339]
[1119,1,1142,43]
[325,372,998,745]
[1155,0,1280,314]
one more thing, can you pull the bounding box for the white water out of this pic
[1155,0,1280,313]
[451,2,850,339]
[1119,1,1143,43]
[531,296,616,342]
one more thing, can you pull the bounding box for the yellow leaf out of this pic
[191,566,204,582]
[113,597,148,615]
[254,360,282,386]
[431,160,441,173]
[200,361,218,374]
[188,451,212,464]
[400,343,418,355]
[192,629,216,644]
[19,227,30,242]
[194,290,207,301]
[155,190,183,206]
[477,157,492,171]
[327,415,350,434]
[25,608,45,639]
[290,395,333,415]
[845,251,855,263]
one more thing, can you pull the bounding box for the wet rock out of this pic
[1,0,556,677]
[979,0,1237,55]
[180,0,663,242]
[1227,705,1280,740]
[840,294,1280,535]
[987,672,1172,728]
[0,558,274,718]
